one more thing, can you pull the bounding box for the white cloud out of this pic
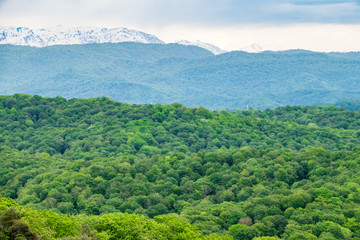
[1,0,360,28]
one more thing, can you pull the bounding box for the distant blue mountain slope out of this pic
[1,43,359,109]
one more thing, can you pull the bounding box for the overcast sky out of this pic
[1,0,360,51]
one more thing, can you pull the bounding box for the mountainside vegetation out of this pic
[1,94,360,239]
[1,43,360,109]
[334,99,360,111]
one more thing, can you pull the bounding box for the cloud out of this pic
[274,2,360,23]
[0,0,359,28]
[292,0,359,5]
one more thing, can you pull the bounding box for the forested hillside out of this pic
[1,94,360,239]
[1,44,360,109]
[334,99,360,111]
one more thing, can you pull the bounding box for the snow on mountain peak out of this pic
[0,26,261,55]
[240,43,263,53]
[0,26,164,47]
[176,40,227,55]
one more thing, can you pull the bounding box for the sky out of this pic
[0,0,360,52]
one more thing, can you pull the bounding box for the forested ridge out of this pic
[1,94,360,239]
[2,43,360,109]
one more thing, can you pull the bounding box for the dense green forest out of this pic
[1,43,360,109]
[1,94,360,239]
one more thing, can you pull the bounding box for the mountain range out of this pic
[176,40,227,55]
[0,26,164,47]
[0,26,228,54]
[1,42,360,109]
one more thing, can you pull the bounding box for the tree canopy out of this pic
[1,94,360,239]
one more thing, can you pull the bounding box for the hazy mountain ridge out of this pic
[176,40,227,55]
[239,43,263,53]
[1,43,360,109]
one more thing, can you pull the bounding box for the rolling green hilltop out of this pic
[1,43,360,109]
[1,94,360,239]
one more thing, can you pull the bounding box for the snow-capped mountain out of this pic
[240,44,263,53]
[0,26,164,47]
[0,26,233,54]
[176,40,227,55]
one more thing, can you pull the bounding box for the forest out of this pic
[1,94,360,239]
